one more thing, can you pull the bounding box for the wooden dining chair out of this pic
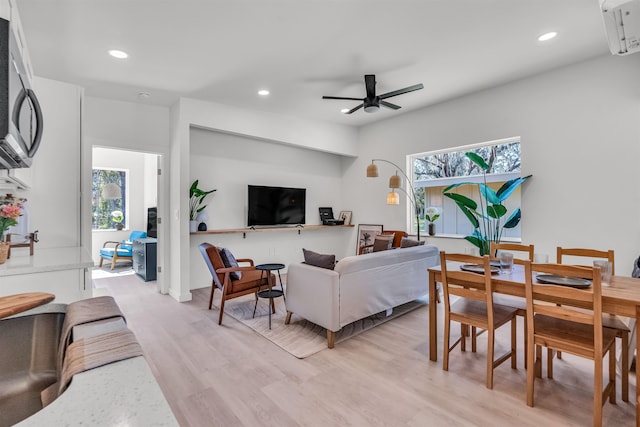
[490,242,534,265]
[440,251,518,389]
[490,242,534,366]
[523,261,616,427]
[556,246,629,402]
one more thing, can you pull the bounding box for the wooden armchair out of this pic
[99,230,147,270]
[198,243,273,325]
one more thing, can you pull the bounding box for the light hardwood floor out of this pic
[94,272,636,426]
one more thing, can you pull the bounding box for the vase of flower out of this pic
[189,220,198,233]
[425,206,440,236]
[428,222,436,236]
[1,194,26,264]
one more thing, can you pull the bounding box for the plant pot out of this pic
[428,222,436,236]
[189,220,198,233]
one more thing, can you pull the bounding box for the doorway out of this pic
[91,146,165,293]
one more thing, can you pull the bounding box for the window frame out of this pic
[92,167,130,231]
[408,136,522,239]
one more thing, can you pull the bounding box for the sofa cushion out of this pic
[373,235,394,252]
[219,248,242,280]
[400,237,426,248]
[302,248,336,270]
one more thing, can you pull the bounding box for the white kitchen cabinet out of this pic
[0,0,34,82]
[0,247,94,303]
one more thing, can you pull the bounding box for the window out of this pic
[92,168,128,230]
[409,137,522,238]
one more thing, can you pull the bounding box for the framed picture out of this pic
[339,210,352,225]
[356,224,383,254]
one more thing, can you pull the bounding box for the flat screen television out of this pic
[247,185,306,226]
[147,207,157,238]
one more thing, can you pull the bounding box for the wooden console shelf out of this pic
[191,224,354,238]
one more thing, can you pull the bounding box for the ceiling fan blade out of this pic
[380,100,401,110]
[322,96,364,101]
[346,104,364,114]
[378,83,424,100]
[364,75,376,99]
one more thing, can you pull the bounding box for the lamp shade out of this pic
[366,163,379,177]
[389,174,401,189]
[102,183,121,200]
[386,191,399,205]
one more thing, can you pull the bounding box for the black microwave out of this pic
[0,17,43,169]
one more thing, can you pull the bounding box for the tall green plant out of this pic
[442,153,531,255]
[189,180,216,220]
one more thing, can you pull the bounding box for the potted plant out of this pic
[425,206,440,236]
[0,194,26,264]
[189,180,216,232]
[111,210,124,230]
[442,152,531,255]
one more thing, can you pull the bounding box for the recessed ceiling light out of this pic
[258,89,270,96]
[108,49,129,59]
[137,92,151,99]
[538,32,557,42]
[340,108,350,114]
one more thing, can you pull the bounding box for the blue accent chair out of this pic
[99,230,147,270]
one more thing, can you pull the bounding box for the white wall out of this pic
[188,128,353,289]
[349,53,640,271]
[84,97,170,290]
[170,97,358,301]
[91,147,156,262]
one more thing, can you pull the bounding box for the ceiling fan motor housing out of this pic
[364,97,380,113]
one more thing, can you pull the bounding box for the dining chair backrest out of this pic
[524,261,602,340]
[439,252,495,314]
[490,242,534,265]
[556,247,615,276]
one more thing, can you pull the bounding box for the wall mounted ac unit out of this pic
[602,0,640,55]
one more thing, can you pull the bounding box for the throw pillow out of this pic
[302,248,336,270]
[219,247,242,280]
[400,237,426,248]
[373,234,394,252]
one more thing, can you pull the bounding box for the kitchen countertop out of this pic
[0,246,94,277]
[7,303,179,426]
[16,356,179,426]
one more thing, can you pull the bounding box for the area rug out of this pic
[218,294,426,358]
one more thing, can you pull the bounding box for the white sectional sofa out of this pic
[285,244,440,348]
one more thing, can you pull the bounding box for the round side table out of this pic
[253,263,285,329]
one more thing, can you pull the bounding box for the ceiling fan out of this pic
[322,74,424,114]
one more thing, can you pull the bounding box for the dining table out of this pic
[428,262,640,421]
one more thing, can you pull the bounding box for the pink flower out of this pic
[0,205,21,219]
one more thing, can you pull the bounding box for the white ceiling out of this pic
[17,0,611,127]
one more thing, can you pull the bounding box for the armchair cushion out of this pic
[100,247,132,258]
[302,248,336,270]
[219,247,242,280]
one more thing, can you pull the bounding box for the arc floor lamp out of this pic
[366,159,421,241]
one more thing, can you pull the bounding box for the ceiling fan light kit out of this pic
[323,74,424,115]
